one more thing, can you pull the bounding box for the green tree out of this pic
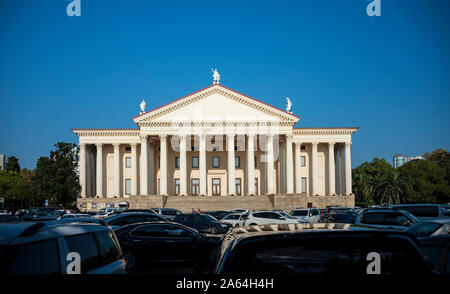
[0,170,36,208]
[32,142,80,207]
[352,158,394,206]
[400,159,450,204]
[376,169,406,205]
[5,156,20,173]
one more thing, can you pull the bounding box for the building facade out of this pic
[74,81,358,211]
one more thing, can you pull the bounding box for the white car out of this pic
[289,208,321,223]
[220,213,246,228]
[242,210,304,227]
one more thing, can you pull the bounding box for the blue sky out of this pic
[0,0,449,169]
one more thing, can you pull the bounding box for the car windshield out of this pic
[291,210,308,216]
[402,211,422,224]
[202,214,217,221]
[280,212,295,219]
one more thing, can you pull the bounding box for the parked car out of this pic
[405,219,450,238]
[114,222,221,273]
[203,210,232,220]
[390,204,450,221]
[104,212,168,228]
[0,210,9,215]
[289,208,321,223]
[213,224,435,275]
[416,234,450,274]
[354,208,421,230]
[174,213,232,234]
[57,213,90,220]
[231,208,249,214]
[329,207,356,214]
[321,212,356,224]
[242,210,305,227]
[220,213,246,228]
[126,209,158,214]
[152,208,183,221]
[0,222,126,274]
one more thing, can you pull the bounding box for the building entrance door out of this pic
[212,178,221,196]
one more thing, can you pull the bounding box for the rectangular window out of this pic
[235,156,240,168]
[254,156,257,168]
[301,156,306,167]
[174,179,180,196]
[301,177,307,193]
[125,157,131,168]
[301,145,306,151]
[175,157,180,168]
[192,156,199,168]
[191,179,199,196]
[255,178,258,195]
[125,179,131,195]
[213,156,220,168]
[125,146,131,152]
[235,178,241,195]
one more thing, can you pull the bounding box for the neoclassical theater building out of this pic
[74,75,358,211]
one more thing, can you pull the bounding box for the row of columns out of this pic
[79,135,352,197]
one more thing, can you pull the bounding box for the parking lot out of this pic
[0,204,449,276]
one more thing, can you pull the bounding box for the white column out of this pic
[113,143,121,197]
[79,143,87,198]
[286,134,294,194]
[199,134,207,195]
[160,135,168,195]
[311,142,318,196]
[345,142,352,195]
[340,145,345,195]
[266,135,276,194]
[247,134,255,195]
[148,142,155,195]
[140,136,148,195]
[96,144,103,197]
[131,143,138,195]
[328,142,336,196]
[294,142,301,193]
[180,135,187,195]
[227,134,236,195]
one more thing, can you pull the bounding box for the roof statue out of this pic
[286,97,293,114]
[211,68,221,84]
[139,99,146,115]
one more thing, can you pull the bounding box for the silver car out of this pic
[354,208,421,230]
[289,208,321,223]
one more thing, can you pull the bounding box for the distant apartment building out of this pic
[0,154,5,170]
[393,153,424,168]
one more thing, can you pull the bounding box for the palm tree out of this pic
[376,170,406,205]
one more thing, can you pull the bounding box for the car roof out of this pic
[251,210,280,213]
[390,204,450,207]
[420,219,450,224]
[0,222,109,246]
[104,212,157,219]
[222,223,412,245]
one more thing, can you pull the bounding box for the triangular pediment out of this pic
[133,84,300,125]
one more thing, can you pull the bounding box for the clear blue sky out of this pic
[0,0,449,169]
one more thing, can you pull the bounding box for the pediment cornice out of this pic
[293,128,359,136]
[72,129,140,137]
[133,84,300,125]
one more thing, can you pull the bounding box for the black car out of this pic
[114,222,221,273]
[104,212,167,228]
[214,224,435,275]
[203,211,232,220]
[174,213,232,234]
[322,212,356,224]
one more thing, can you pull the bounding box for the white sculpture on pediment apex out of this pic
[140,99,147,115]
[286,97,293,113]
[211,68,220,84]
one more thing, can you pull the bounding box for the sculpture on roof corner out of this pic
[286,97,293,114]
[211,68,221,84]
[139,99,146,115]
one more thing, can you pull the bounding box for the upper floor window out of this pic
[192,156,199,168]
[213,156,220,168]
[301,156,306,167]
[235,156,240,168]
[125,157,131,168]
[175,157,180,169]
